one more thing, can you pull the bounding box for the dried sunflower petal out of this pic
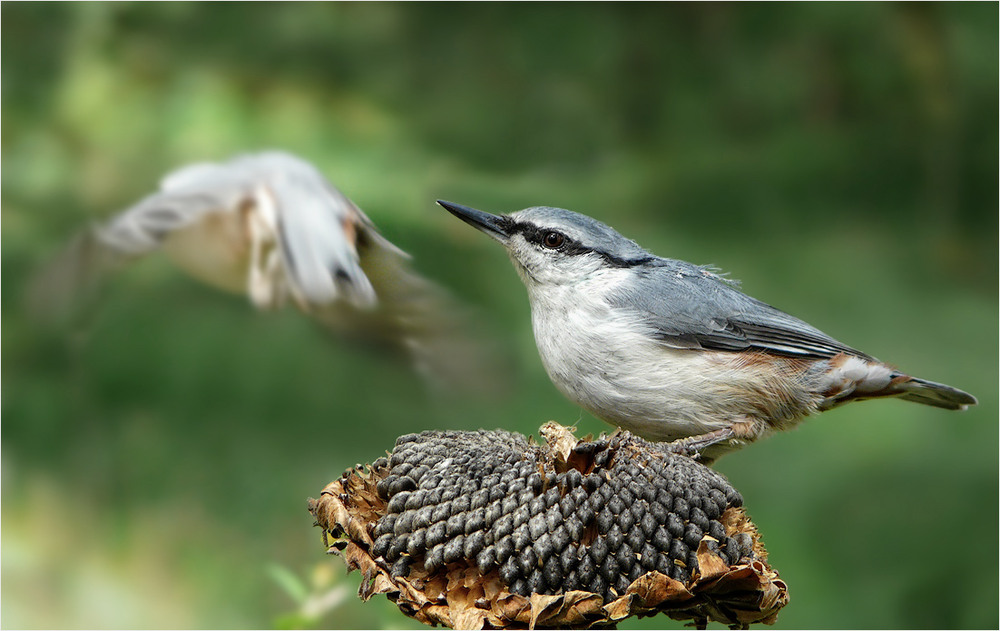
[308,422,788,629]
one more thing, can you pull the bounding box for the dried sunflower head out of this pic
[308,423,788,629]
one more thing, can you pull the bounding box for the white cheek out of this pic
[508,240,609,286]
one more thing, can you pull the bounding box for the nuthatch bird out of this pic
[29,151,494,390]
[438,200,977,462]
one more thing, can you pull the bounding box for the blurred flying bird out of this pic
[439,200,977,462]
[29,151,496,391]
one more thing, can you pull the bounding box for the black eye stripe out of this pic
[510,222,563,246]
[510,223,576,251]
[510,222,590,256]
[508,220,654,268]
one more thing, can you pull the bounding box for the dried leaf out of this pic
[539,421,577,465]
[695,539,731,581]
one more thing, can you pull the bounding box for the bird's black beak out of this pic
[437,200,511,243]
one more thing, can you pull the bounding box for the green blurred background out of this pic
[3,3,997,629]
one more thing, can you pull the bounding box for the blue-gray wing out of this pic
[606,261,870,360]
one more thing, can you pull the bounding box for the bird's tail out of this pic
[309,240,507,397]
[896,376,978,410]
[820,355,977,412]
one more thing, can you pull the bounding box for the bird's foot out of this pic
[662,427,735,460]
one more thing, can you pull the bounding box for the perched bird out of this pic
[438,200,977,462]
[28,151,495,391]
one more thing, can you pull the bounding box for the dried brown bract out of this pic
[308,423,788,629]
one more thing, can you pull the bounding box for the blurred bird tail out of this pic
[311,243,507,398]
[896,376,978,411]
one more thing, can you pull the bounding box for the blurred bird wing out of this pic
[609,262,868,359]
[27,162,248,323]
[95,165,246,256]
[241,152,382,309]
[107,151,384,309]
[30,151,381,317]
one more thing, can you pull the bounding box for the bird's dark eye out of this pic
[542,231,565,249]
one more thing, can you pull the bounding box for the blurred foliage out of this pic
[2,3,997,629]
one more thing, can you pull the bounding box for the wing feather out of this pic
[608,261,870,360]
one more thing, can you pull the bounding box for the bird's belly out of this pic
[533,313,822,442]
[162,212,253,295]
